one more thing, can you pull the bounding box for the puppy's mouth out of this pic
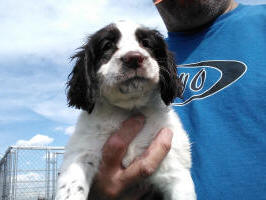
[118,76,149,94]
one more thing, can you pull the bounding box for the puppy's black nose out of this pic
[121,51,145,69]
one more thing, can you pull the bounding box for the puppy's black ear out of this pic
[158,44,184,105]
[67,45,98,113]
[136,28,183,105]
[155,32,184,105]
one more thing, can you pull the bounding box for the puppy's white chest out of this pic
[121,121,158,168]
[118,108,185,168]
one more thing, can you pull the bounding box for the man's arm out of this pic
[88,115,173,199]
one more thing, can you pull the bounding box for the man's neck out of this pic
[224,1,238,14]
[155,0,238,33]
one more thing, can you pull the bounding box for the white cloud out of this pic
[65,126,75,135]
[55,126,64,131]
[16,134,54,146]
[17,172,43,182]
[32,100,80,124]
[55,125,75,135]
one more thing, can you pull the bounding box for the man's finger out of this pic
[122,128,173,183]
[101,114,145,167]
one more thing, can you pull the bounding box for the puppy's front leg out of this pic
[151,149,196,200]
[161,169,196,200]
[56,153,99,200]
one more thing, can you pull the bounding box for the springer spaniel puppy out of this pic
[56,21,196,200]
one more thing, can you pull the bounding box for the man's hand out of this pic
[88,115,173,199]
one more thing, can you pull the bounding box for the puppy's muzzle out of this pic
[121,51,147,69]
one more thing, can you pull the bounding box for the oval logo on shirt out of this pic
[174,60,247,106]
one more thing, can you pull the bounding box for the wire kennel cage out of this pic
[0,146,64,200]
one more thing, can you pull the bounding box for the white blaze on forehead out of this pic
[98,21,143,76]
[115,20,141,35]
[115,21,144,55]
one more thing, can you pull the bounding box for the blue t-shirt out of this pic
[167,4,266,200]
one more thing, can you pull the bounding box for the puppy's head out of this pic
[67,21,183,113]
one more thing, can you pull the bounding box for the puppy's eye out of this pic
[101,40,114,51]
[140,39,151,48]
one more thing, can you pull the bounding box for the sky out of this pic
[1,0,266,157]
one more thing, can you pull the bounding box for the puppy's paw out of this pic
[122,156,134,168]
[122,145,138,168]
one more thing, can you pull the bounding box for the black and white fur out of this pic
[56,21,196,200]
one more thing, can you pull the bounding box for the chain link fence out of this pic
[0,146,64,200]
